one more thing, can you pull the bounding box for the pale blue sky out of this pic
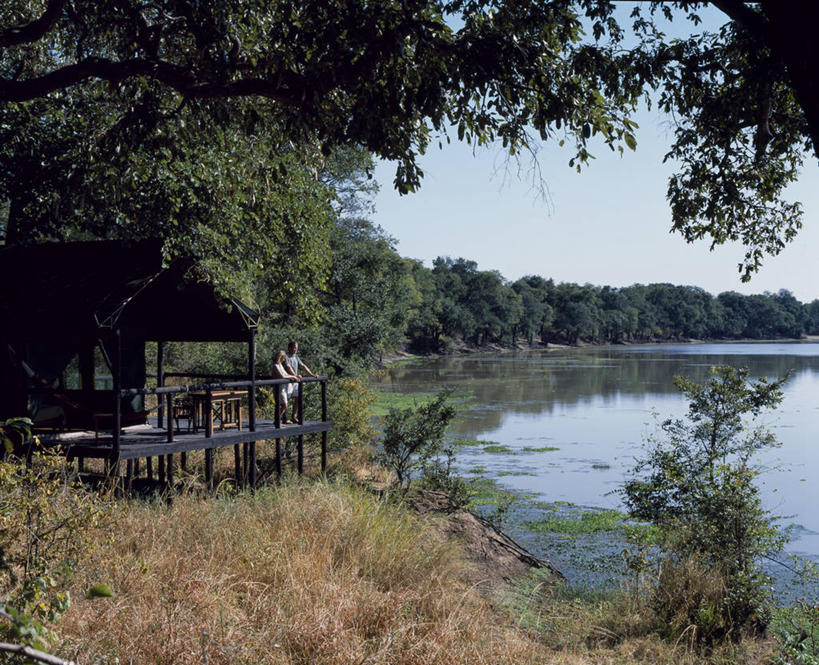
[371,8,819,303]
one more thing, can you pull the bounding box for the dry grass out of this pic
[58,481,548,665]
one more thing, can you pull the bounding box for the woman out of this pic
[273,350,298,423]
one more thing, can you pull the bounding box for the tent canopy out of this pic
[0,240,259,344]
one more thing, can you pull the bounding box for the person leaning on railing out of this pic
[272,350,298,424]
[285,341,317,422]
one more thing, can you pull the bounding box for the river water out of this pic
[373,343,819,589]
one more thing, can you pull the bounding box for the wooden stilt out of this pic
[321,379,328,473]
[166,453,174,491]
[158,455,166,485]
[180,451,187,472]
[146,456,153,480]
[234,444,242,488]
[242,442,249,487]
[275,439,281,479]
[249,441,257,488]
[297,435,304,475]
[125,459,134,494]
[205,448,213,491]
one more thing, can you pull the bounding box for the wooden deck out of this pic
[43,418,332,460]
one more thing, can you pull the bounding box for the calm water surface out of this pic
[373,343,819,559]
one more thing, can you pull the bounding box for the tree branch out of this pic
[0,641,74,665]
[0,0,66,48]
[709,0,769,40]
[0,57,305,105]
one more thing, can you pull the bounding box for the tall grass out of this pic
[58,481,546,665]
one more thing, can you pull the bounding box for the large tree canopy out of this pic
[1,1,817,278]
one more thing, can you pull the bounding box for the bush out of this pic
[622,366,789,643]
[326,377,378,452]
[379,391,456,489]
[0,419,105,653]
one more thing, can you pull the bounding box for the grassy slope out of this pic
[54,480,776,665]
[59,481,546,665]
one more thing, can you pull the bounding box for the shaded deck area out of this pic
[2,240,335,491]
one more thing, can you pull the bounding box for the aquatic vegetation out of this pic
[482,444,515,454]
[370,389,476,417]
[521,446,559,453]
[524,508,627,535]
[451,438,495,448]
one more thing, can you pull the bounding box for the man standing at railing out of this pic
[285,341,317,422]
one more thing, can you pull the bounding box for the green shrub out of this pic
[622,366,789,643]
[379,390,456,489]
[0,419,105,652]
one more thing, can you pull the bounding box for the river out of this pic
[372,342,819,592]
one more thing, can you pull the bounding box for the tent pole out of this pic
[112,329,122,486]
[156,341,165,426]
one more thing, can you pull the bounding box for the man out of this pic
[284,341,317,422]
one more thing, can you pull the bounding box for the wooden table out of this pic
[190,391,246,433]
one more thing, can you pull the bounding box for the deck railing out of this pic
[114,375,330,481]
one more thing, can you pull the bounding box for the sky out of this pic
[370,9,819,304]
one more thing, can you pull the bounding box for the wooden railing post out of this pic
[274,386,281,429]
[205,391,213,438]
[297,380,304,474]
[248,330,256,432]
[166,393,174,442]
[321,378,328,472]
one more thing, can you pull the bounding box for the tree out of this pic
[379,391,456,489]
[319,217,414,373]
[3,2,819,277]
[622,366,790,641]
[0,0,645,199]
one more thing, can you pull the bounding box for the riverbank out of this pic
[52,479,779,665]
[378,335,819,368]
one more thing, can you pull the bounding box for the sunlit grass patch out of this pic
[521,446,559,453]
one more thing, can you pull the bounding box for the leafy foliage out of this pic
[0,430,105,653]
[622,366,789,642]
[379,391,456,488]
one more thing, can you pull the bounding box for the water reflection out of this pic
[373,344,819,556]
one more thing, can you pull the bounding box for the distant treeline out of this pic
[302,219,819,367]
[182,218,819,377]
[405,256,819,351]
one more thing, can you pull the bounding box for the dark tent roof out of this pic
[0,240,259,344]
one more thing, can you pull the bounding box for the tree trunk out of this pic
[762,3,819,158]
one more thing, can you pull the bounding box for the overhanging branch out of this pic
[0,0,66,48]
[0,57,304,105]
[709,0,769,40]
